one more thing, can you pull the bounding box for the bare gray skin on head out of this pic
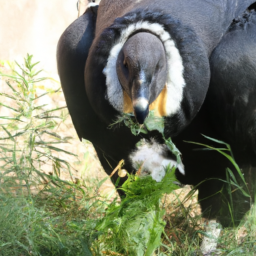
[116,32,167,124]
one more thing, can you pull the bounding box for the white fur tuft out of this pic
[129,139,185,182]
[103,21,186,115]
[87,2,98,8]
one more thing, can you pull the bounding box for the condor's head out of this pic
[116,32,168,124]
[89,19,209,133]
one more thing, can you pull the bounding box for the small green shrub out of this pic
[0,54,74,196]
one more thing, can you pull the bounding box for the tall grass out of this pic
[0,54,72,196]
[0,55,107,255]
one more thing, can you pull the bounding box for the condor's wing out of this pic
[207,9,256,156]
[57,5,98,140]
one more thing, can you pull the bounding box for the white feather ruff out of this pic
[103,21,186,115]
[129,139,185,182]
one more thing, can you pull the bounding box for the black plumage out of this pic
[57,0,256,226]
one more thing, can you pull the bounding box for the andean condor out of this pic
[57,0,256,226]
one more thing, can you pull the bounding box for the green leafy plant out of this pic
[90,167,179,256]
[101,110,184,255]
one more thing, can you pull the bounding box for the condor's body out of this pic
[57,0,256,225]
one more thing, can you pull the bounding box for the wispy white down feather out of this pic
[87,2,99,8]
[129,139,185,182]
[103,21,186,115]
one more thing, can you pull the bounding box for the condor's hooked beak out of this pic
[131,80,149,124]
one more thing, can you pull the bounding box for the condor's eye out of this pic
[123,61,128,69]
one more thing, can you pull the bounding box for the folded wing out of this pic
[207,9,256,160]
